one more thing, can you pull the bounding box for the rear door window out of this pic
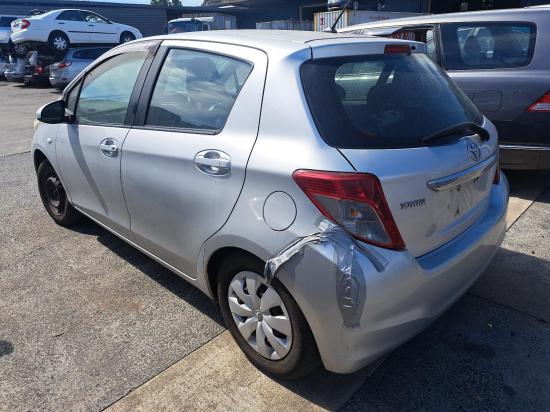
[300,52,482,149]
[145,48,252,132]
[56,10,84,22]
[440,22,536,70]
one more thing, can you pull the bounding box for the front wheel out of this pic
[37,160,81,226]
[218,254,320,380]
[48,31,69,56]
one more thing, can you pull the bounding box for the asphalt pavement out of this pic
[0,81,549,411]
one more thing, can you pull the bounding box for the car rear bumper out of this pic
[277,175,508,374]
[500,145,550,170]
[4,71,25,82]
[49,70,71,89]
[10,29,48,44]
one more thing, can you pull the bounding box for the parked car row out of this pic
[1,46,110,88]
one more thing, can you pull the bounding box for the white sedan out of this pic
[11,9,142,55]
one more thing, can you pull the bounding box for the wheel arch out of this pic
[206,246,264,301]
[33,149,48,172]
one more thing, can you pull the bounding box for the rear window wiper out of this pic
[422,122,490,146]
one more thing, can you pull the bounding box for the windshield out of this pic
[300,53,483,149]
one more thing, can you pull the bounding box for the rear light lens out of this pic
[57,62,71,69]
[384,44,411,55]
[493,164,500,185]
[35,66,44,74]
[527,91,550,112]
[293,170,405,250]
[21,19,30,30]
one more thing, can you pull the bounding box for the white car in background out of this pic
[11,9,142,55]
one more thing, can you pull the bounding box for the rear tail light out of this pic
[293,170,405,250]
[21,19,30,30]
[35,66,44,74]
[56,62,72,69]
[384,44,411,55]
[493,164,500,185]
[527,91,550,112]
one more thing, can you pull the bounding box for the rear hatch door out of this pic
[303,40,499,256]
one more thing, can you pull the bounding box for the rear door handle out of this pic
[99,138,119,157]
[194,150,231,176]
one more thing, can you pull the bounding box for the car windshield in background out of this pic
[167,21,207,33]
[441,22,536,70]
[300,53,483,149]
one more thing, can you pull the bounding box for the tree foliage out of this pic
[151,0,182,6]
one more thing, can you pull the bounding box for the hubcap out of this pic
[228,271,292,360]
[43,172,66,215]
[53,37,67,50]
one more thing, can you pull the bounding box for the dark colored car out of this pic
[340,7,550,169]
[23,50,56,86]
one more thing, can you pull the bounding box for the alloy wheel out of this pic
[53,37,67,51]
[228,271,292,360]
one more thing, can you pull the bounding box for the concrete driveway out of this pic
[0,81,549,411]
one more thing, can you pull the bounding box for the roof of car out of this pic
[139,29,402,54]
[339,6,550,31]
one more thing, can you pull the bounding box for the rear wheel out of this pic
[120,32,136,44]
[48,31,69,56]
[9,40,28,57]
[218,254,320,379]
[37,160,81,226]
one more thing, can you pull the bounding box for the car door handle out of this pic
[194,150,231,176]
[99,139,119,157]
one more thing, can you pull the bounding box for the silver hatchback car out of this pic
[32,31,508,379]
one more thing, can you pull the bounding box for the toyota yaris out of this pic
[32,31,508,379]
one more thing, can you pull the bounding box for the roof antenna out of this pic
[330,0,354,33]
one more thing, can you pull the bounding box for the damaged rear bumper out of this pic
[274,177,508,374]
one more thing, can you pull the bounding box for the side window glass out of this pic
[84,13,107,24]
[66,82,80,115]
[426,29,437,62]
[146,49,252,132]
[76,51,147,125]
[441,22,536,70]
[56,10,83,22]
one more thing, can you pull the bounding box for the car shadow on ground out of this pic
[504,169,550,201]
[69,219,225,328]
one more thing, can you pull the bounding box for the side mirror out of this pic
[36,100,66,124]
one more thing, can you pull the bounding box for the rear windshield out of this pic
[300,53,483,149]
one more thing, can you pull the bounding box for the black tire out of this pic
[37,160,81,226]
[9,40,28,57]
[48,31,69,56]
[218,254,321,380]
[120,31,136,44]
